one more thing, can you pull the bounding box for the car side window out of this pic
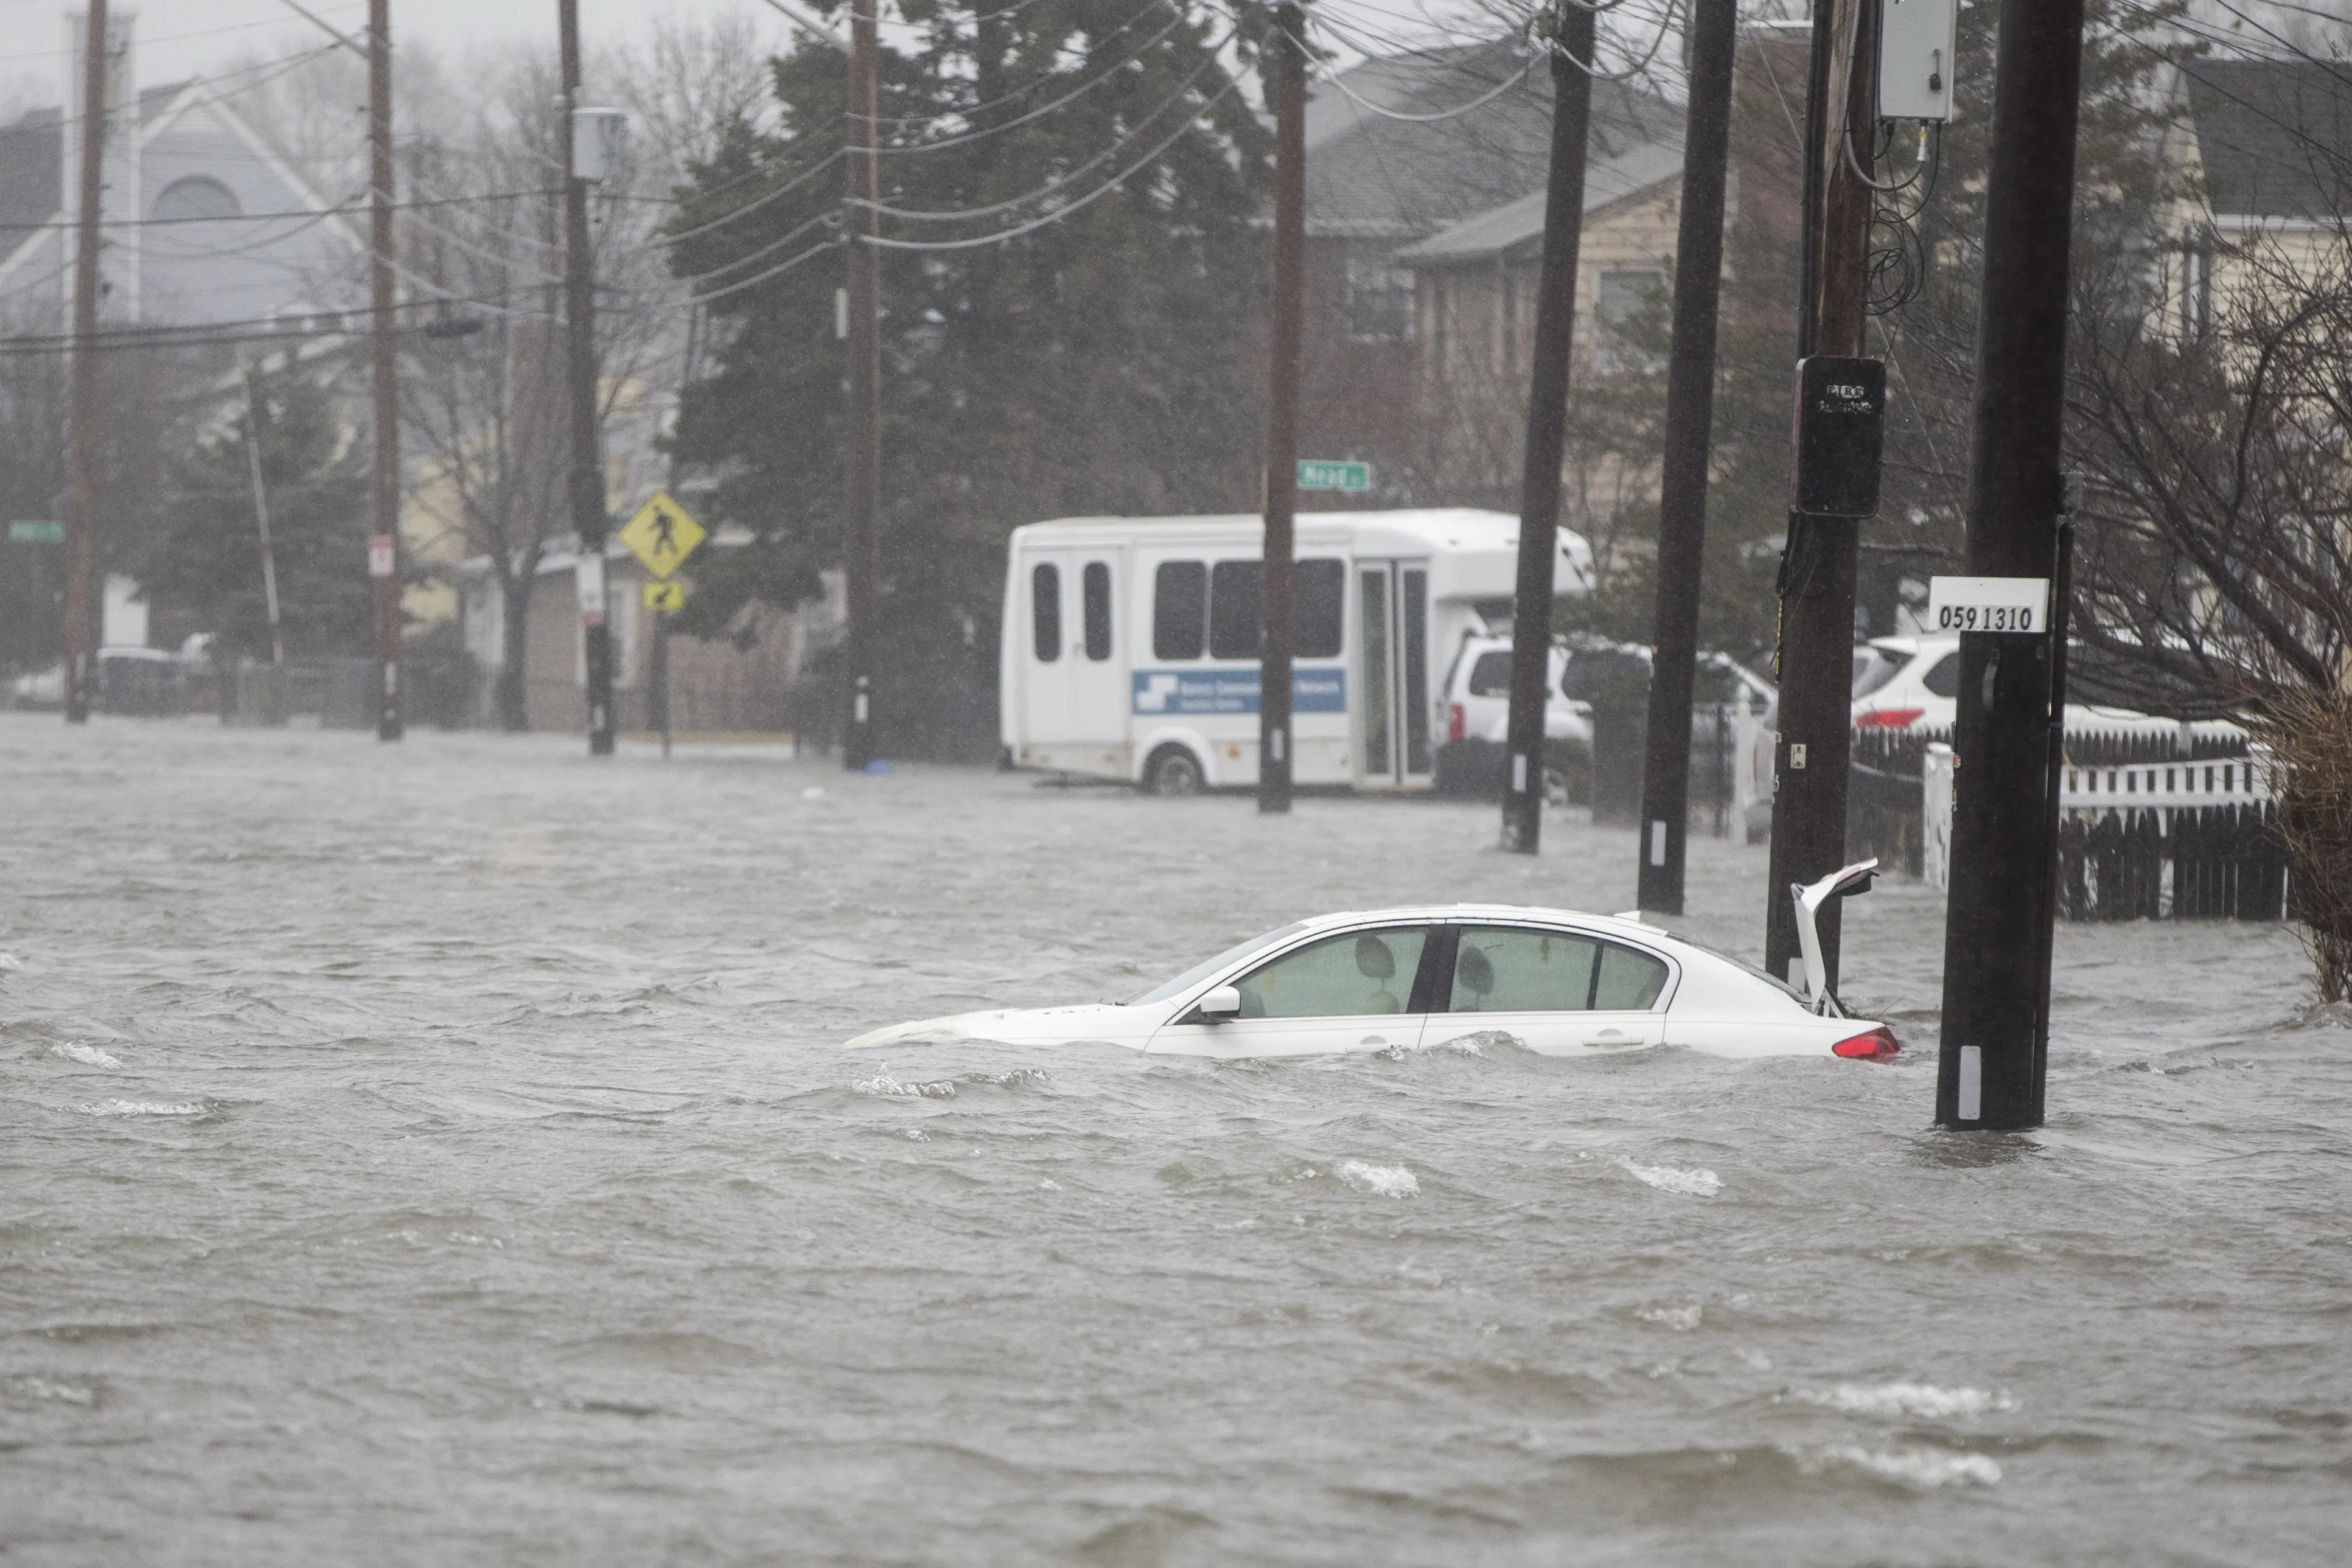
[1468,651,1512,697]
[1921,652,1961,699]
[1593,943,1669,1008]
[1450,927,1598,1012]
[1233,927,1430,1019]
[1448,927,1667,1012]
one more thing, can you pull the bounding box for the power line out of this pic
[864,68,1251,249]
[860,29,1237,220]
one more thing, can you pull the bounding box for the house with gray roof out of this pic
[1289,40,1683,497]
[2166,57,2352,336]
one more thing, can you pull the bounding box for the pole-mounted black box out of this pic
[1790,355,1886,518]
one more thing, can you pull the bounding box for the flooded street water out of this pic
[3,714,2347,1565]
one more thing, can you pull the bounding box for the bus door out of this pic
[1021,552,1123,744]
[1355,560,1432,788]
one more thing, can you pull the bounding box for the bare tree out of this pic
[2067,227,2352,713]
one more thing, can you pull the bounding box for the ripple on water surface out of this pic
[1,716,2348,1564]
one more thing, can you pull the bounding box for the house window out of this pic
[152,175,240,222]
[1596,268,1664,372]
[1597,269,1664,331]
[1347,253,1414,343]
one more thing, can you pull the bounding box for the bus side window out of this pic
[1032,563,1061,663]
[1209,560,1261,659]
[1153,561,1206,660]
[1083,562,1112,661]
[1298,558,1344,658]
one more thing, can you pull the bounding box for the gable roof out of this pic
[1303,40,1683,242]
[1391,135,1685,265]
[2185,57,2352,223]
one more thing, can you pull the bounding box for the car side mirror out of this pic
[1196,984,1241,1022]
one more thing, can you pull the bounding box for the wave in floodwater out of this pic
[2,717,2349,1566]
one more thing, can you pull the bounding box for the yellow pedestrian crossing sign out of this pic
[618,490,706,579]
[643,580,685,612]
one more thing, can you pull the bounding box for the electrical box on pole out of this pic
[1791,355,1886,517]
[1878,0,1957,122]
[571,108,628,183]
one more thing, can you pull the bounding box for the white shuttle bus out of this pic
[999,509,1591,794]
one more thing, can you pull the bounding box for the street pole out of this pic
[654,605,672,759]
[369,0,403,740]
[240,366,287,669]
[842,0,882,772]
[61,0,107,726]
[1761,0,1876,985]
[560,0,615,756]
[1500,1,1596,855]
[1257,0,1305,815]
[1633,0,1739,914]
[1937,0,2089,1131]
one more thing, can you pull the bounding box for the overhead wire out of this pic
[864,66,1251,249]
[859,23,1238,219]
[862,0,1182,129]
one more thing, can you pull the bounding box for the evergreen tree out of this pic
[666,0,1271,755]
[142,369,373,660]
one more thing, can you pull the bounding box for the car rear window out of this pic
[1468,651,1513,697]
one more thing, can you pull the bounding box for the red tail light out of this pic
[1832,1026,1900,1061]
[1854,708,1925,730]
[1447,703,1466,742]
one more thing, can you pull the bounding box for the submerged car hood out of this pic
[845,1002,1155,1051]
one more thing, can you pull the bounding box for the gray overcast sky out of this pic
[0,0,1507,115]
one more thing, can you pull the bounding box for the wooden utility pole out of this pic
[240,366,287,670]
[560,0,614,756]
[1499,1,1597,855]
[842,0,882,771]
[369,0,403,740]
[1633,0,1739,914]
[62,0,108,726]
[1257,0,1306,815]
[1937,0,2089,1131]
[1761,0,1877,984]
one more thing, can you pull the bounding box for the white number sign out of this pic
[1926,575,2048,635]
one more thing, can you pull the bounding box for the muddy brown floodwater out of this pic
[2,714,2347,1566]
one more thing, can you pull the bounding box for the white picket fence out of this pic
[1923,744,2273,888]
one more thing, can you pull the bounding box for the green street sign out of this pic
[1296,459,1371,493]
[8,520,63,544]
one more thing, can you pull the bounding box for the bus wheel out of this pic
[1143,745,1205,797]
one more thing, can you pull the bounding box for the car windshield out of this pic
[1126,921,1310,1006]
[1852,647,1912,700]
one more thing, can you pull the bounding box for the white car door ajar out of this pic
[1417,925,1670,1056]
[1148,926,1434,1058]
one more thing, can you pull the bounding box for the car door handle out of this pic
[1360,1034,1390,1047]
[1582,1027,1637,1047]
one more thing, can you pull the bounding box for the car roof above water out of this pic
[1285,904,1669,944]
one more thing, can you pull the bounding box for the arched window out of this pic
[152,175,240,222]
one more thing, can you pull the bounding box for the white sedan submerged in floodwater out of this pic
[848,863,1899,1062]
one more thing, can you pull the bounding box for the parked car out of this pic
[8,647,201,713]
[1435,635,1774,802]
[1432,635,1583,795]
[1851,634,2228,740]
[847,866,1899,1062]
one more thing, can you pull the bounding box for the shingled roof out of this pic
[2185,57,2352,223]
[1303,40,1683,242]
